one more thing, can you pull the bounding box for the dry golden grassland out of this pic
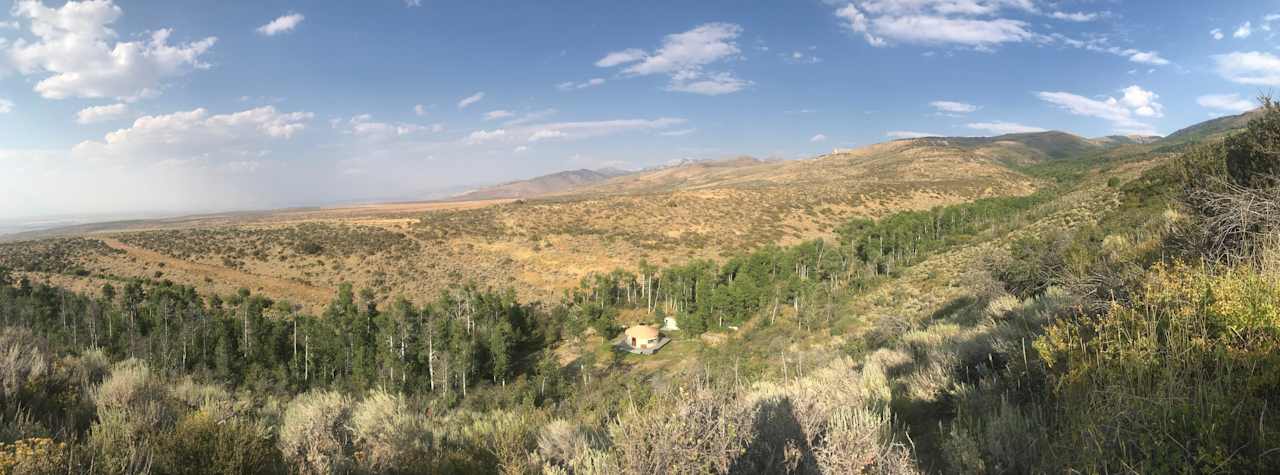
[0,139,1047,311]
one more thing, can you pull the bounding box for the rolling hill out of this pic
[0,127,1215,311]
[451,167,633,201]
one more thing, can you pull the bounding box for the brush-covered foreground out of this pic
[3,106,1280,473]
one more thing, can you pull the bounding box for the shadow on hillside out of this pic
[728,397,816,474]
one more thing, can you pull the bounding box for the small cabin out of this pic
[625,325,660,349]
[619,325,670,355]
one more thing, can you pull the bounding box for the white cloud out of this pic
[457,92,485,109]
[787,50,823,64]
[1119,85,1163,117]
[596,23,750,95]
[7,0,217,100]
[660,128,696,137]
[344,114,439,141]
[1050,11,1097,22]
[1211,28,1224,40]
[666,71,750,95]
[1126,51,1169,65]
[529,130,567,142]
[1214,51,1280,86]
[466,129,506,144]
[465,117,685,146]
[810,133,828,142]
[71,106,312,163]
[513,146,528,153]
[1036,86,1162,135]
[886,130,941,139]
[484,110,515,120]
[1047,34,1170,66]
[833,1,1036,48]
[414,104,427,116]
[595,48,647,67]
[0,99,12,114]
[966,121,1046,135]
[1234,21,1252,39]
[404,0,422,6]
[557,78,606,91]
[75,103,129,124]
[1197,94,1255,114]
[930,100,979,113]
[257,12,304,36]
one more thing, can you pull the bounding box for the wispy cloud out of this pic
[457,92,485,109]
[484,110,515,121]
[257,12,304,36]
[930,100,979,114]
[557,78,606,91]
[966,121,1046,135]
[596,23,751,95]
[886,130,940,139]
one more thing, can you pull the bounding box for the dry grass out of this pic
[2,138,1043,311]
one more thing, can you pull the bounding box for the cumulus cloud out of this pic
[1197,94,1255,114]
[557,78,606,91]
[1119,85,1163,117]
[596,23,750,95]
[457,92,484,109]
[257,12,304,36]
[1,106,317,219]
[1211,28,1224,40]
[833,1,1038,48]
[75,103,129,124]
[1037,86,1162,135]
[810,133,828,142]
[7,0,217,100]
[414,104,427,116]
[1214,51,1280,86]
[930,100,979,113]
[966,121,1046,135]
[484,110,515,120]
[72,106,313,163]
[0,99,12,114]
[1234,21,1252,39]
[887,130,941,139]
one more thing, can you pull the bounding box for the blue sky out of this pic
[1,0,1279,221]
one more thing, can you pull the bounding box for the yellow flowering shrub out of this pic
[0,438,66,475]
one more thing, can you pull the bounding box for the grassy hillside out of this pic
[6,107,1280,473]
[452,168,632,201]
[0,137,1045,311]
